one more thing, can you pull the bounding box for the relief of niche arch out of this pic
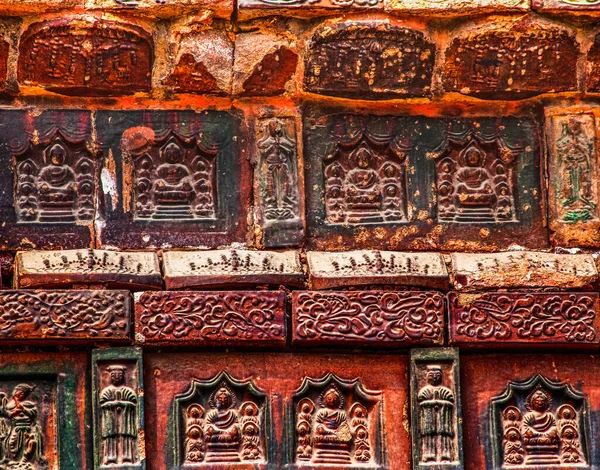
[490,374,590,469]
[291,372,383,467]
[304,21,435,99]
[173,371,269,467]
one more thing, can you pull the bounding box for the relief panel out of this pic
[96,110,245,249]
[92,348,145,470]
[410,348,463,470]
[172,371,269,467]
[254,117,303,247]
[304,22,435,99]
[449,292,600,348]
[0,290,131,343]
[290,373,383,467]
[292,291,445,347]
[18,18,153,96]
[0,110,96,251]
[443,24,579,99]
[489,375,590,469]
[305,108,545,250]
[238,0,382,20]
[135,291,286,346]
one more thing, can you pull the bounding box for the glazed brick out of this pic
[135,291,286,346]
[292,290,445,347]
[449,291,600,348]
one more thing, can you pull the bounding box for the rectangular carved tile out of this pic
[163,249,304,289]
[96,110,247,249]
[253,117,304,247]
[0,290,131,342]
[238,0,383,20]
[292,290,445,347]
[0,110,97,251]
[386,0,527,14]
[449,291,600,348]
[533,0,600,11]
[135,291,286,346]
[307,250,448,290]
[410,348,463,470]
[15,249,162,290]
[546,108,600,247]
[304,107,546,251]
[461,354,599,469]
[0,352,90,469]
[92,347,145,470]
[144,352,409,469]
[451,252,598,291]
[86,0,233,19]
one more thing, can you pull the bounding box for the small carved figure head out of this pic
[503,406,521,422]
[463,147,484,168]
[163,142,184,164]
[210,384,236,411]
[267,119,285,138]
[187,404,204,420]
[107,365,127,387]
[349,146,373,170]
[320,385,343,410]
[526,386,552,413]
[12,383,34,401]
[505,427,521,442]
[567,117,583,136]
[425,365,443,386]
[557,404,577,421]
[561,424,578,440]
[48,143,67,166]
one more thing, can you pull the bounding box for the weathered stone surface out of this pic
[144,352,409,468]
[85,0,233,19]
[451,252,598,291]
[462,354,600,469]
[449,291,600,348]
[546,109,600,247]
[97,110,246,249]
[444,20,579,99]
[387,0,527,14]
[162,29,233,95]
[0,290,131,342]
[0,110,97,251]
[135,291,286,346]
[292,290,445,346]
[306,250,448,290]
[163,249,304,289]
[0,0,82,14]
[233,31,298,96]
[15,249,162,290]
[304,21,435,99]
[305,108,545,250]
[253,117,304,247]
[238,0,382,20]
[0,352,90,469]
[533,0,600,10]
[411,348,463,470]
[18,17,153,96]
[92,347,145,470]
[587,33,600,93]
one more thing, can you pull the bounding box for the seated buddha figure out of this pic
[37,142,77,221]
[343,146,382,223]
[154,141,194,209]
[522,387,560,465]
[204,385,241,463]
[313,386,353,464]
[454,146,496,209]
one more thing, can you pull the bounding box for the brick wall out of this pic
[0,0,599,469]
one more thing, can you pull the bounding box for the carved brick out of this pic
[162,30,233,95]
[97,110,245,249]
[546,109,600,247]
[0,352,90,469]
[92,347,145,470]
[0,110,98,251]
[386,0,527,14]
[305,108,545,250]
[451,252,598,291]
[449,292,600,348]
[145,352,409,469]
[292,291,445,346]
[135,291,286,346]
[410,348,463,470]
[0,290,131,342]
[291,373,383,466]
[18,18,153,95]
[0,0,82,14]
[15,249,162,290]
[443,22,579,99]
[304,21,434,99]
[0,37,8,90]
[238,0,383,20]
[253,117,304,247]
[86,0,233,20]
[587,33,600,93]
[163,249,304,289]
[307,251,448,290]
[533,0,600,10]
[490,375,590,468]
